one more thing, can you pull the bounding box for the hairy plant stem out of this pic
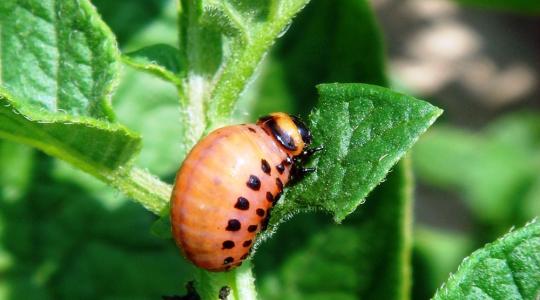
[171,0,313,297]
[194,261,258,300]
[110,167,171,215]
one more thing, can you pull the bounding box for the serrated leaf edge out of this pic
[433,218,540,299]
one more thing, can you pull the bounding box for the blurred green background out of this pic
[0,0,539,299]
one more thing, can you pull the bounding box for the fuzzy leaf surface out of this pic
[0,0,119,118]
[0,0,141,173]
[275,83,442,222]
[434,219,540,300]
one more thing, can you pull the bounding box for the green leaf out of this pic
[258,160,413,300]
[273,83,442,223]
[0,91,171,214]
[123,44,183,87]
[453,0,540,14]
[434,219,540,300]
[0,156,193,299]
[178,0,312,132]
[0,0,119,119]
[0,90,140,173]
[0,0,138,170]
[0,0,174,214]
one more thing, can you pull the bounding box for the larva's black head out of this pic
[257,112,312,156]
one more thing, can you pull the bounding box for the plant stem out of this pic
[194,261,258,300]
[109,167,171,215]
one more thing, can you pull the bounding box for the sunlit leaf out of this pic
[434,219,540,300]
[276,83,442,222]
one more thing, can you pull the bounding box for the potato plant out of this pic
[0,0,538,299]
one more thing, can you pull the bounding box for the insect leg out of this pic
[295,144,324,163]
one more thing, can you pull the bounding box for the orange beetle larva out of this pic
[170,112,321,271]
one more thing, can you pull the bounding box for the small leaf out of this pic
[275,83,442,222]
[124,44,182,73]
[434,219,540,300]
[123,44,183,86]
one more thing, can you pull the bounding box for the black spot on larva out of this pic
[256,208,265,217]
[266,192,274,202]
[248,127,257,133]
[222,240,235,249]
[234,197,249,210]
[243,240,252,247]
[276,163,285,174]
[219,286,231,300]
[241,253,249,260]
[276,178,283,191]
[247,225,258,232]
[226,219,241,231]
[246,175,261,190]
[224,257,234,264]
[261,159,271,175]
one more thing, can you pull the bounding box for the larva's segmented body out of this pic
[171,113,318,271]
